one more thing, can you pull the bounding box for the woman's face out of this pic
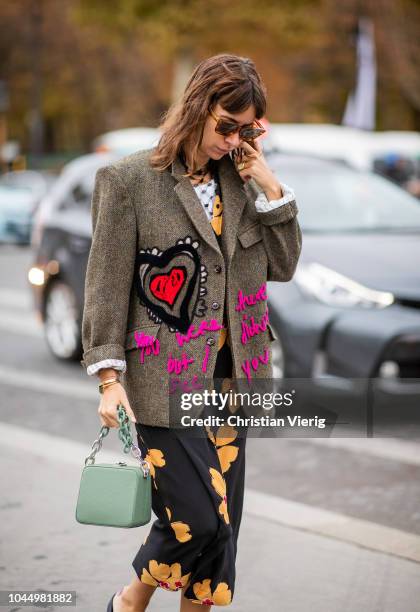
[199,102,257,160]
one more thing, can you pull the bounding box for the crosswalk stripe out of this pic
[0,364,97,399]
[0,288,32,309]
[0,310,43,337]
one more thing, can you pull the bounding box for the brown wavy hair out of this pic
[149,53,267,174]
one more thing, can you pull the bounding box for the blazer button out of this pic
[206,337,215,346]
[214,264,222,273]
[211,301,220,310]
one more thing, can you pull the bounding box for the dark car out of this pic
[29,152,120,359]
[264,153,420,434]
[30,151,420,416]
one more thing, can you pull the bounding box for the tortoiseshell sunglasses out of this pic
[209,107,266,142]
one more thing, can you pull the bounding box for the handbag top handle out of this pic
[83,404,150,477]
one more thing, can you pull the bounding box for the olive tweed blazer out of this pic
[81,147,302,427]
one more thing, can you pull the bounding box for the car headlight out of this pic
[294,262,394,308]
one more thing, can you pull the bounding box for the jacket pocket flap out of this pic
[238,223,262,248]
[125,324,161,351]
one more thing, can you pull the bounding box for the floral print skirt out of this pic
[132,342,248,606]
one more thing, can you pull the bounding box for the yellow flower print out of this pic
[208,376,240,414]
[218,327,227,350]
[210,194,223,236]
[191,579,232,606]
[140,560,191,591]
[165,507,192,543]
[221,377,241,414]
[209,467,229,524]
[144,448,165,490]
[205,424,239,474]
[205,425,216,445]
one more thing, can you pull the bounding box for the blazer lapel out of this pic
[217,153,248,265]
[170,152,250,265]
[171,154,222,257]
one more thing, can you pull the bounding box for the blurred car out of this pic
[263,123,371,169]
[29,149,420,411]
[368,130,420,178]
[264,123,420,193]
[0,170,54,244]
[265,153,420,402]
[92,127,161,155]
[29,152,121,359]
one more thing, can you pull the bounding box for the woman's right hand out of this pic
[98,382,137,428]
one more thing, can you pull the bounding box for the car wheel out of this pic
[44,280,82,360]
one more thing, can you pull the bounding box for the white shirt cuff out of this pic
[255,182,296,213]
[86,359,127,376]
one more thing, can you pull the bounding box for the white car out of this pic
[92,127,161,155]
[265,123,420,176]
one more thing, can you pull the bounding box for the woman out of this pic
[81,53,302,611]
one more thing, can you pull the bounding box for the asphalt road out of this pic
[1,244,419,611]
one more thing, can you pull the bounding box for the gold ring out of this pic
[237,162,245,171]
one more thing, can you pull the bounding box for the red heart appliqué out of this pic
[149,267,186,307]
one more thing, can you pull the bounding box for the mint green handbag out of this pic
[75,404,152,528]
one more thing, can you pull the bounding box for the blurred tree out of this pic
[0,0,171,153]
[1,0,419,156]
[373,0,420,128]
[314,0,420,129]
[75,0,320,102]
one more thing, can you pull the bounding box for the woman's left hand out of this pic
[235,139,283,200]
